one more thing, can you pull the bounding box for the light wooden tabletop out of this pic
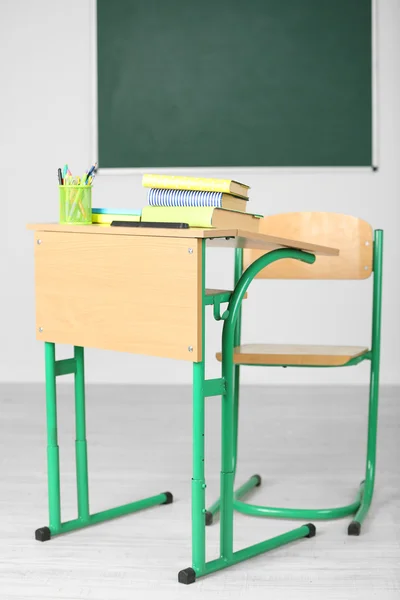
[27,223,339,256]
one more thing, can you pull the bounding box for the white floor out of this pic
[0,384,399,600]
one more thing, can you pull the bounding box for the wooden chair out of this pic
[208,212,383,536]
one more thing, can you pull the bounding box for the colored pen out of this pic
[85,162,97,183]
[58,167,63,185]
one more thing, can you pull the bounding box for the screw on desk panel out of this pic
[37,239,42,245]
[188,346,193,352]
[365,241,370,246]
[188,248,193,254]
[364,266,369,270]
[38,327,43,333]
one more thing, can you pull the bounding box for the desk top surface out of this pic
[27,223,339,256]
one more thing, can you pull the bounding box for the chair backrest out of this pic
[244,212,373,280]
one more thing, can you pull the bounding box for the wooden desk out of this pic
[28,223,337,362]
[28,223,338,583]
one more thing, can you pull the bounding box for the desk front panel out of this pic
[34,232,202,362]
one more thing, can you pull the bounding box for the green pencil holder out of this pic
[59,185,92,225]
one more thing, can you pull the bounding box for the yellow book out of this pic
[142,174,250,199]
[141,206,262,231]
[92,213,140,225]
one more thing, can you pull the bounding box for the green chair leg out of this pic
[206,381,367,526]
[348,230,382,536]
[207,232,383,536]
[218,249,318,574]
[348,357,380,535]
[234,478,365,520]
[218,357,376,528]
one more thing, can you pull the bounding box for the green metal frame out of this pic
[178,242,319,584]
[206,230,383,539]
[36,343,172,542]
[37,231,383,581]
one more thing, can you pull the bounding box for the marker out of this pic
[62,164,68,178]
[58,168,63,185]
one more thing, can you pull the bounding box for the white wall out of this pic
[1,0,399,385]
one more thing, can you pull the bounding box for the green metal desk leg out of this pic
[191,361,207,574]
[220,334,235,560]
[36,343,174,542]
[205,248,243,528]
[179,239,207,585]
[74,346,90,522]
[35,342,61,541]
[180,248,317,584]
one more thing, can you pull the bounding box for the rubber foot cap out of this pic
[348,521,361,536]
[35,527,51,542]
[178,567,196,585]
[253,474,262,487]
[205,511,213,526]
[304,523,316,538]
[162,492,173,505]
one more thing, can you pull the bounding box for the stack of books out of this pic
[141,174,262,231]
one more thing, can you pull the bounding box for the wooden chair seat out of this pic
[216,343,369,366]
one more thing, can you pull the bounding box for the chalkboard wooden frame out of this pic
[92,0,378,173]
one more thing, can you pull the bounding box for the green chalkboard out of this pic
[97,0,372,168]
